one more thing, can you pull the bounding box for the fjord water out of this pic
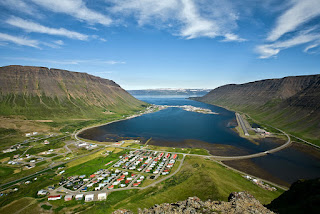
[80,96,320,185]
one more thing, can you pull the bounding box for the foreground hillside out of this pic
[0,65,146,119]
[193,75,320,146]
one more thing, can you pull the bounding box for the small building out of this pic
[98,193,107,201]
[95,187,101,191]
[90,174,96,178]
[75,194,83,200]
[64,195,73,201]
[25,133,31,137]
[48,195,61,201]
[79,175,86,179]
[37,189,48,196]
[85,194,94,202]
[108,185,114,190]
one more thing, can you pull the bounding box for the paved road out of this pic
[236,113,249,136]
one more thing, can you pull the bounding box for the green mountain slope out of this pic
[0,65,147,119]
[193,75,320,145]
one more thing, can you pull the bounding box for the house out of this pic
[75,194,83,200]
[25,133,31,137]
[37,190,48,196]
[87,183,94,187]
[120,184,126,188]
[64,195,73,201]
[79,175,86,179]
[48,195,61,201]
[33,132,38,135]
[95,187,101,191]
[90,174,96,178]
[108,185,114,190]
[85,194,94,202]
[98,193,107,201]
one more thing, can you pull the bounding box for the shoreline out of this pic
[74,105,164,142]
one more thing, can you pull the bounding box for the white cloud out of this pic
[257,0,320,58]
[304,43,319,53]
[267,0,320,42]
[103,60,126,65]
[0,32,39,48]
[3,57,126,65]
[256,31,320,58]
[31,0,112,26]
[6,16,89,40]
[54,40,64,45]
[0,0,37,15]
[110,0,242,40]
[222,33,246,42]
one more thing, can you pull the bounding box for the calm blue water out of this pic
[80,96,320,185]
[80,96,279,155]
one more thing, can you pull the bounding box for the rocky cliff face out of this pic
[194,75,320,142]
[267,178,320,214]
[113,192,274,214]
[0,65,146,119]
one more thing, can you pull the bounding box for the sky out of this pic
[0,0,319,90]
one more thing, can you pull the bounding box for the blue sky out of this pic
[0,0,319,90]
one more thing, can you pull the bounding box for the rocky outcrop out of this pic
[193,75,320,140]
[113,192,274,214]
[0,65,146,119]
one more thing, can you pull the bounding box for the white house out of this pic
[75,194,83,200]
[48,195,61,201]
[98,193,107,201]
[85,194,94,202]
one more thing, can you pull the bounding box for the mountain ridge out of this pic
[193,74,320,145]
[0,65,146,119]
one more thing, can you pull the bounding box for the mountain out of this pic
[193,75,320,144]
[128,88,211,96]
[267,178,320,214]
[0,65,147,119]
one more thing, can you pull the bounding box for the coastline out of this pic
[74,105,163,142]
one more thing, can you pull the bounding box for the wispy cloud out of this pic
[6,16,89,40]
[267,0,320,42]
[31,0,112,26]
[110,0,244,41]
[0,33,39,48]
[0,0,38,16]
[257,0,320,58]
[222,33,247,42]
[3,57,126,65]
[103,60,126,65]
[256,29,320,58]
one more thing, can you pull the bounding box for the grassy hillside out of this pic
[0,65,148,146]
[194,75,320,146]
[0,65,147,120]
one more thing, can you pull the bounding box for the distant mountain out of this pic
[128,88,211,96]
[0,65,146,119]
[193,75,320,144]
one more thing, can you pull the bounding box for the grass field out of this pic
[0,166,15,177]
[65,150,126,176]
